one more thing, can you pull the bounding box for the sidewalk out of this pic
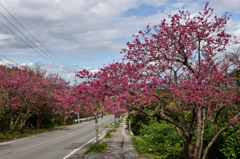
[68,116,138,159]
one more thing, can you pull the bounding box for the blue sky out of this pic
[121,4,160,17]
[0,0,239,85]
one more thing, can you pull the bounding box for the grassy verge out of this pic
[109,128,117,132]
[0,126,66,142]
[86,142,108,153]
[131,135,164,159]
[114,123,120,128]
[104,131,113,138]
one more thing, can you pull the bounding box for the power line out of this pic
[0,20,62,67]
[0,58,17,67]
[0,14,71,69]
[0,13,68,68]
[0,54,19,66]
[0,3,72,69]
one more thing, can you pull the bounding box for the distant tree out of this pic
[74,74,110,145]
[0,66,71,132]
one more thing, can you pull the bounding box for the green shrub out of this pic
[126,111,155,135]
[202,110,240,159]
[86,142,108,153]
[139,121,184,159]
[128,109,240,159]
[104,131,112,138]
[109,128,117,132]
[220,129,240,159]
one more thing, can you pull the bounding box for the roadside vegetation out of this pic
[1,1,240,158]
[0,66,94,142]
[104,131,113,138]
[127,110,240,159]
[104,119,122,138]
[86,142,108,153]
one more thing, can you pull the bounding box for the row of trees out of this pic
[0,64,124,139]
[1,2,239,158]
[74,2,240,159]
[0,66,84,133]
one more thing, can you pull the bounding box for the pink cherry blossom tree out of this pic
[46,73,76,126]
[0,66,56,132]
[101,97,127,124]
[95,2,240,159]
[54,88,77,125]
[74,70,117,145]
[0,66,72,132]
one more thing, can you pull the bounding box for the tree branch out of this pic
[202,113,240,159]
[175,126,187,143]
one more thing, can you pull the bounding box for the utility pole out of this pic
[75,66,80,122]
[75,67,77,86]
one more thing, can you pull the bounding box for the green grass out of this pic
[86,142,108,153]
[104,131,112,138]
[131,135,166,159]
[109,128,117,132]
[102,123,108,128]
[113,125,119,128]
[104,128,117,138]
[109,123,119,128]
[0,126,65,142]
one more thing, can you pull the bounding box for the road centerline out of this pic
[0,116,112,159]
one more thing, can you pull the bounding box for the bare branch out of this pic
[175,126,187,143]
[202,113,240,159]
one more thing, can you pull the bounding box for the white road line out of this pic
[0,119,96,145]
[0,116,112,146]
[0,136,36,145]
[62,128,109,159]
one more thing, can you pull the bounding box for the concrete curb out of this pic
[67,127,111,159]
[67,114,139,159]
[122,116,138,159]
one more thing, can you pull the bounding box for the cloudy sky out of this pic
[0,0,240,85]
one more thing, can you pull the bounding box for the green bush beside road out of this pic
[127,111,240,159]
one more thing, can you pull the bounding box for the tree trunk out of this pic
[19,109,33,134]
[19,115,25,134]
[62,113,67,126]
[181,110,205,159]
[36,118,42,132]
[19,115,27,134]
[193,110,203,158]
[12,112,22,131]
[9,116,13,131]
[63,118,66,126]
[197,110,205,159]
[95,110,99,145]
[184,143,192,159]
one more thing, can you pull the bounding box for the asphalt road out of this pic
[0,115,114,159]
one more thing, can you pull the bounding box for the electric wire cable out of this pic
[0,3,71,69]
[0,58,17,67]
[0,20,61,66]
[0,54,19,66]
[0,13,70,69]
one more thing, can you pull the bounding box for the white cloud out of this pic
[0,0,239,85]
[20,62,26,66]
[0,60,15,66]
[210,0,240,11]
[88,67,99,73]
